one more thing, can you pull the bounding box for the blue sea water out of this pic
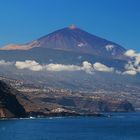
[0,113,140,140]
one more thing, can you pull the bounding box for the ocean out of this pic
[0,113,140,140]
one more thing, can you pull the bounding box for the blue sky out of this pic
[0,0,140,51]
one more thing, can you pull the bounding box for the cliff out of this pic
[0,80,26,118]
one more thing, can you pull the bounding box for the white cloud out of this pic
[15,60,43,71]
[46,61,113,74]
[123,70,137,75]
[124,49,140,75]
[93,62,114,72]
[115,70,122,75]
[14,60,115,74]
[0,48,140,77]
[125,61,136,71]
[135,55,140,66]
[15,60,83,72]
[125,49,137,58]
[1,55,139,77]
[0,60,13,66]
[82,61,94,74]
[45,63,82,72]
[125,49,140,66]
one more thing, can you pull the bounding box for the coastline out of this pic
[0,112,105,120]
[1,111,138,120]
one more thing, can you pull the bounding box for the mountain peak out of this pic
[68,24,77,30]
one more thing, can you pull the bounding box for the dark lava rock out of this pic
[0,80,26,118]
[115,100,135,112]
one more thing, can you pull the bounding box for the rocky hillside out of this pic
[16,85,135,116]
[0,80,26,118]
[0,77,135,118]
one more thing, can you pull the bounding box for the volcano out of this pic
[1,25,126,60]
[0,26,139,113]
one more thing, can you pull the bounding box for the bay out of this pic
[0,113,140,140]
